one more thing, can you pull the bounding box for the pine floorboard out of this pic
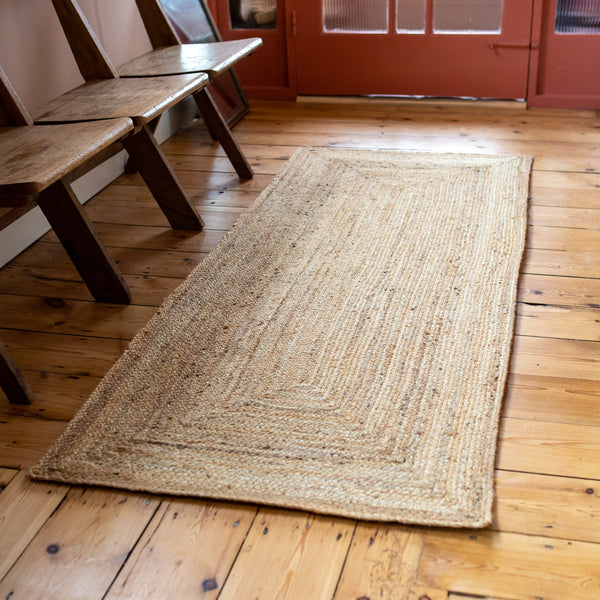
[1,98,599,599]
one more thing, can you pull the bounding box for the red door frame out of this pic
[209,0,297,99]
[209,0,600,108]
[527,0,600,109]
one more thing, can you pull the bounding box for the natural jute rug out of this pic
[31,148,532,527]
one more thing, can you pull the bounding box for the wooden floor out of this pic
[1,98,600,599]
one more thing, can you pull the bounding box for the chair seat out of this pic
[0,118,133,202]
[117,38,263,78]
[33,73,208,126]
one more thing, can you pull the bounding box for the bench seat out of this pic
[34,73,208,126]
[0,118,133,201]
[118,38,262,79]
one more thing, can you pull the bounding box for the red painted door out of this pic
[528,0,600,108]
[294,0,534,99]
[210,0,297,99]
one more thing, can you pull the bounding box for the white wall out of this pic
[0,0,194,266]
[0,0,151,111]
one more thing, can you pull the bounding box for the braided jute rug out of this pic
[31,148,532,527]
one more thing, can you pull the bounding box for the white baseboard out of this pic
[0,98,198,268]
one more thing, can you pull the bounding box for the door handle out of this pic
[488,40,540,49]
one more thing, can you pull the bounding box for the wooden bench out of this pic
[0,65,138,304]
[52,0,261,180]
[1,67,141,403]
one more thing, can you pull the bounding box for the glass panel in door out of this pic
[396,0,426,33]
[432,0,503,33]
[323,0,389,33]
[555,0,600,33]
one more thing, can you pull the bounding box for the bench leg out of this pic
[0,339,34,405]
[193,88,254,180]
[122,125,204,230]
[37,180,132,304]
[201,89,220,143]
[124,116,161,172]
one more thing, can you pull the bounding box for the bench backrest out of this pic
[0,66,33,126]
[51,0,119,81]
[135,0,181,48]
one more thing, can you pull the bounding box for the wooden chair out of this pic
[52,0,262,180]
[31,3,209,235]
[0,64,135,305]
[1,66,147,403]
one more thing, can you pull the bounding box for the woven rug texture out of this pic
[31,148,532,527]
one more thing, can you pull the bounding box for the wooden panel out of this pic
[238,113,600,146]
[504,373,600,426]
[498,417,600,479]
[158,128,600,173]
[518,273,600,308]
[527,225,600,252]
[419,529,600,600]
[0,467,17,489]
[0,471,69,579]
[0,294,156,340]
[448,595,507,600]
[530,170,600,208]
[0,263,183,307]
[510,336,600,381]
[165,153,280,177]
[218,508,354,600]
[86,182,256,209]
[249,100,593,124]
[7,242,210,279]
[106,499,257,599]
[0,488,161,600]
[43,222,225,253]
[333,524,425,600]
[515,304,600,341]
[116,169,272,193]
[411,588,448,600]
[523,248,600,279]
[248,97,593,118]
[0,329,127,380]
[529,204,600,230]
[0,416,67,469]
[494,470,600,543]
[1,370,99,422]
[86,200,244,229]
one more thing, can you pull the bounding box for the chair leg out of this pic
[0,339,34,405]
[36,180,132,304]
[122,125,204,230]
[124,115,161,172]
[201,88,220,142]
[193,88,254,180]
